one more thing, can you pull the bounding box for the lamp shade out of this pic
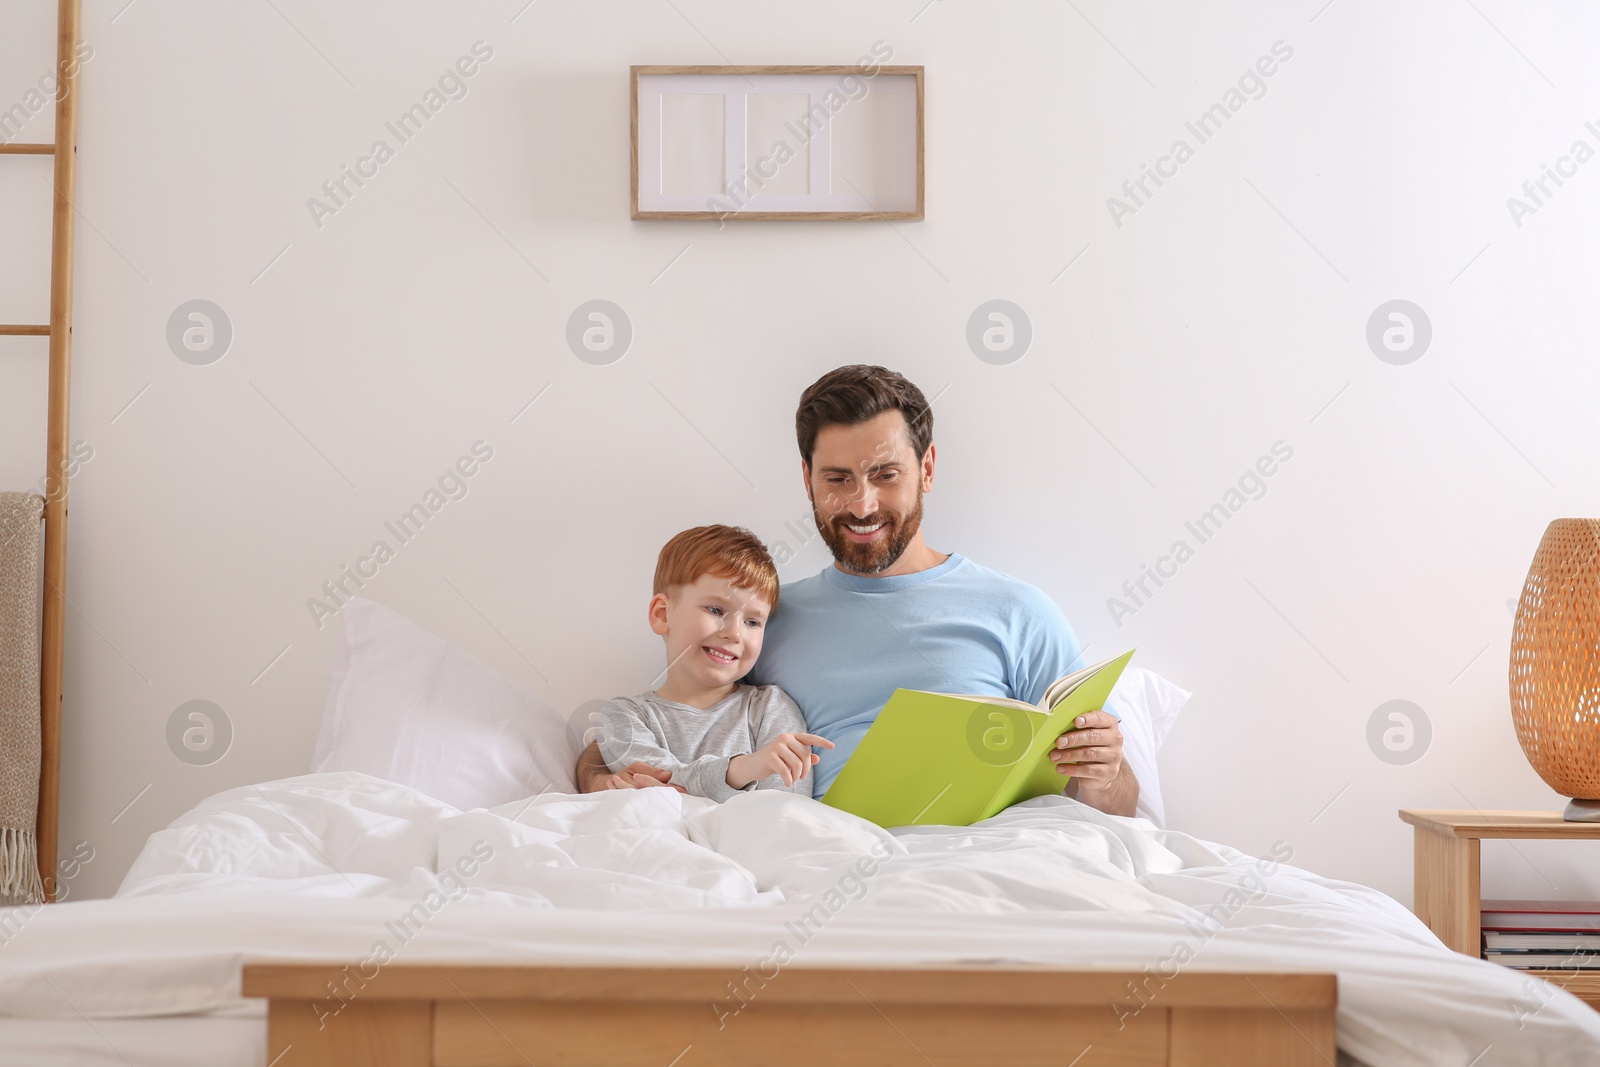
[1509,518,1600,802]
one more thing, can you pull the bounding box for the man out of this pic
[577,365,1136,817]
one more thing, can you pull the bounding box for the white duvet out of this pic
[1,772,1596,1067]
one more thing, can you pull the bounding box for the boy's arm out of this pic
[597,699,746,802]
[737,687,818,796]
[592,700,694,785]
[670,690,822,800]
[671,752,747,803]
[574,741,679,793]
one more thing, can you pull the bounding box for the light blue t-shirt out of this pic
[745,552,1092,795]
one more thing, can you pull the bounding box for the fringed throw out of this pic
[0,826,42,905]
[0,493,45,906]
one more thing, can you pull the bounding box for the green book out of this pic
[820,650,1135,828]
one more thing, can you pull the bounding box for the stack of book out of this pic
[1481,900,1600,970]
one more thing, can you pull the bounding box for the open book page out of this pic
[1039,654,1125,711]
[922,694,1039,712]
[919,654,1125,714]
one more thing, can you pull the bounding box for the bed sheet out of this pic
[0,772,1592,1067]
[0,1008,265,1066]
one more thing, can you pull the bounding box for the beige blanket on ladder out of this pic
[0,493,45,906]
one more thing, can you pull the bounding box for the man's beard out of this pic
[814,489,924,575]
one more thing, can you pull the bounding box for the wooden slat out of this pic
[1413,825,1480,955]
[915,64,925,218]
[628,67,638,221]
[267,999,431,1067]
[1399,809,1600,839]
[1170,1006,1337,1067]
[630,63,926,76]
[432,1000,1165,1067]
[0,325,51,336]
[38,0,81,903]
[632,210,923,222]
[243,963,1338,1010]
[1528,971,1600,1011]
[0,143,55,154]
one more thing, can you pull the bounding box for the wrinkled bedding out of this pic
[0,773,1593,1067]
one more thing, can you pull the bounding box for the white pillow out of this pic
[310,598,576,808]
[1101,666,1190,828]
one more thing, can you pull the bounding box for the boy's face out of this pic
[648,574,772,690]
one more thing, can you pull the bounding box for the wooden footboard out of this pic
[243,962,1337,1067]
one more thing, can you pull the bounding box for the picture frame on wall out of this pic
[630,64,925,221]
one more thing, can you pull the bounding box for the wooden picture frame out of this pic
[630,65,925,221]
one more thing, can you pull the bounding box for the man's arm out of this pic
[575,741,612,792]
[1051,710,1138,817]
[1005,586,1136,816]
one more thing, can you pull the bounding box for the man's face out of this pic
[804,410,933,575]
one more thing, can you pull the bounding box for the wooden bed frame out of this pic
[243,962,1337,1066]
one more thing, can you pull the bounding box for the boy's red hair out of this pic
[653,525,780,608]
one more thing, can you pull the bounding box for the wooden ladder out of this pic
[0,0,81,902]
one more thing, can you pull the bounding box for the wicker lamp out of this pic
[1510,519,1600,822]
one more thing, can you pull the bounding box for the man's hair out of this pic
[653,525,780,607]
[795,365,933,467]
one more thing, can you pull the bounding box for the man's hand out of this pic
[575,741,684,794]
[728,733,834,789]
[1049,710,1138,817]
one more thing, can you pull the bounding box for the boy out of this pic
[592,525,832,799]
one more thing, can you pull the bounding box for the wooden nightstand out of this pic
[1399,809,1600,1010]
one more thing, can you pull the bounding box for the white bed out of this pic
[0,771,1596,1066]
[0,1013,265,1067]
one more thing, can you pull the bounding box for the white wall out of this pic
[2,0,1597,903]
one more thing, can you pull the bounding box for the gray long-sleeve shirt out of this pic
[593,684,813,802]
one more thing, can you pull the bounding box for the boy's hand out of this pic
[728,733,834,789]
[604,762,687,792]
[576,743,684,793]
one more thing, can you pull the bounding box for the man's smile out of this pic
[842,520,887,542]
